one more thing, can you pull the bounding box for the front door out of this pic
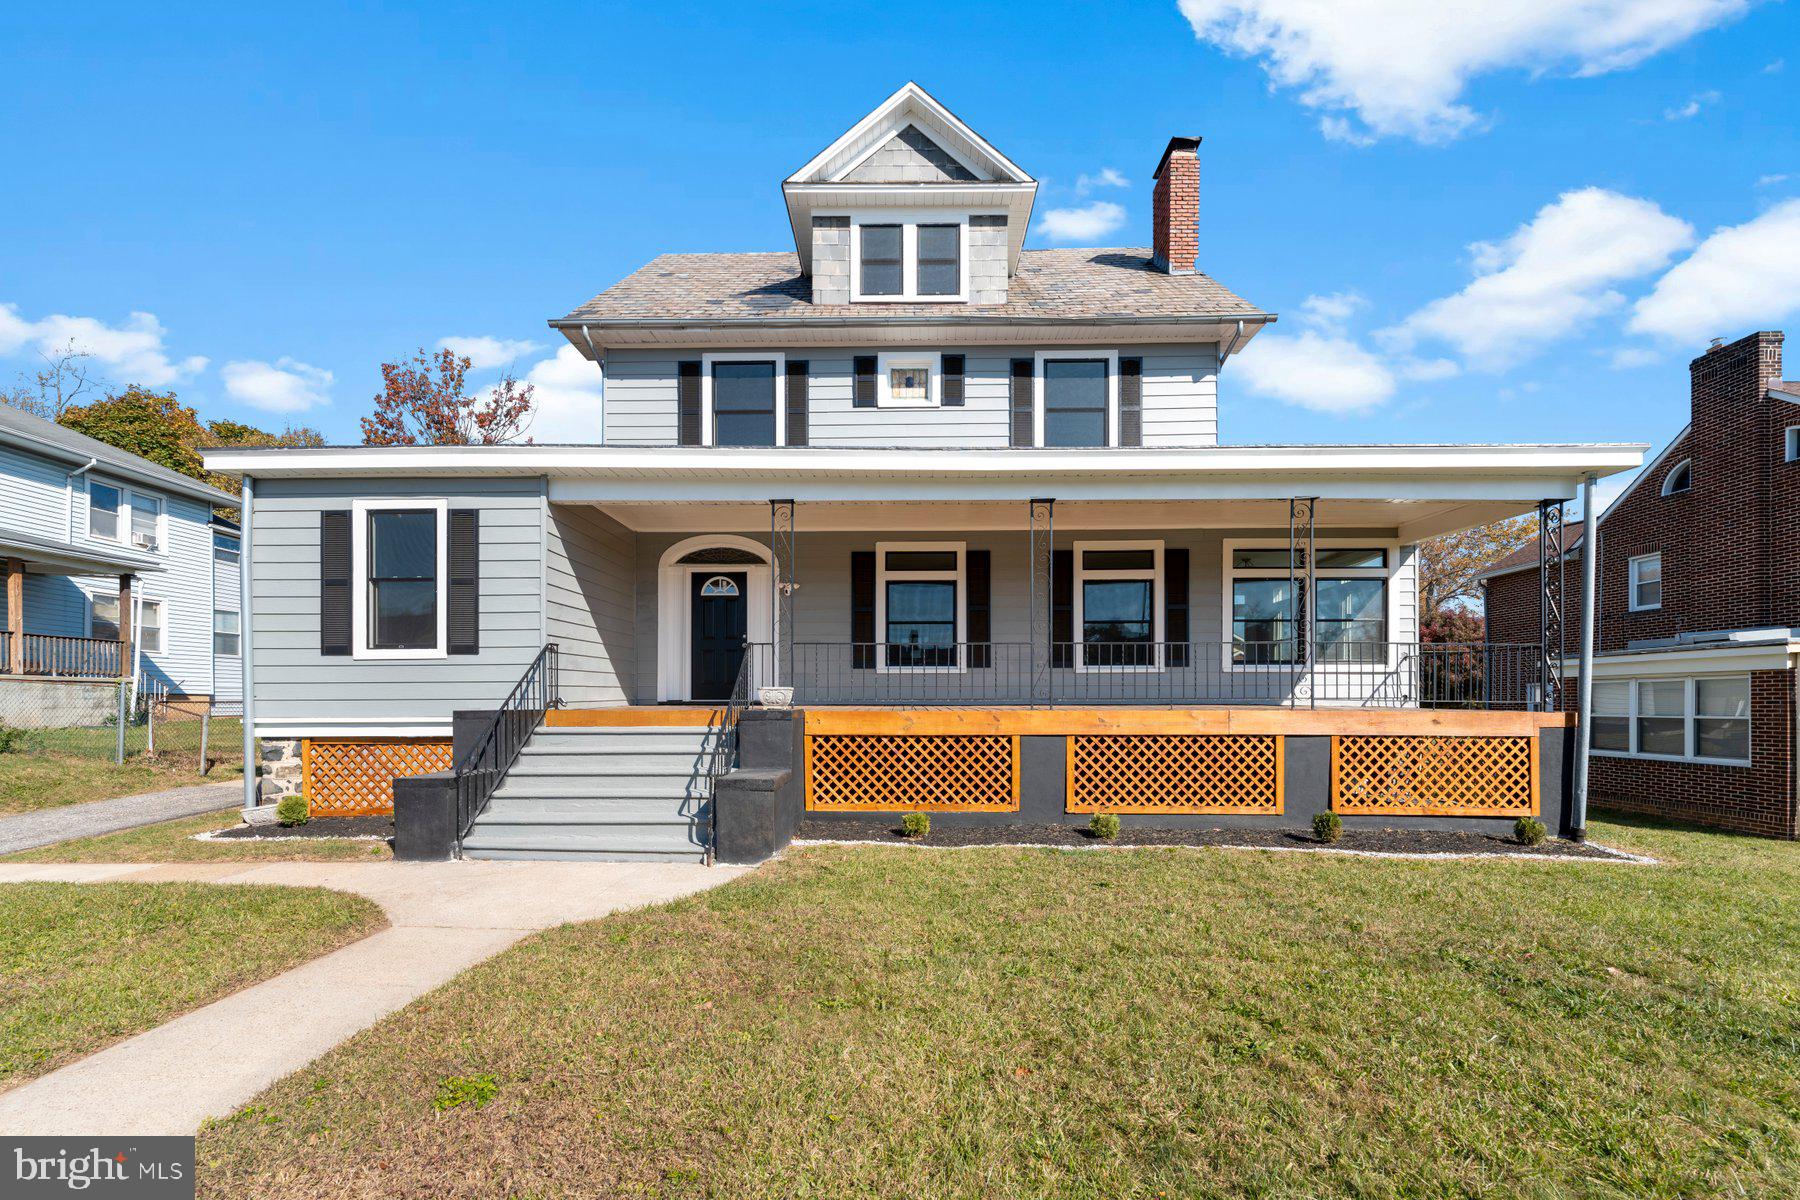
[689,572,748,701]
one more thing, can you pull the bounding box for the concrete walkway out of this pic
[0,781,241,855]
[0,857,749,1135]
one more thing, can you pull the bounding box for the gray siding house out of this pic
[207,84,1640,861]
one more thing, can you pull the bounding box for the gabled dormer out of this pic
[783,82,1037,306]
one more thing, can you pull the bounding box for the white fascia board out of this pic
[786,82,1033,186]
[1558,642,1800,677]
[254,719,453,739]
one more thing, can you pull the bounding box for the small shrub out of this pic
[0,726,30,754]
[276,795,309,827]
[900,812,930,839]
[1089,812,1121,841]
[1515,817,1548,846]
[1312,812,1342,844]
[432,1073,498,1113]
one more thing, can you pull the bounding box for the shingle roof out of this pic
[557,248,1268,325]
[1480,532,1584,581]
[0,404,237,506]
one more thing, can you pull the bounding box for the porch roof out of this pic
[0,526,165,576]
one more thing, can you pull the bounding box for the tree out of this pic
[1416,515,1539,621]
[2,339,98,419]
[59,386,209,479]
[361,348,533,446]
[204,419,327,450]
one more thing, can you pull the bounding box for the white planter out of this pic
[758,686,794,709]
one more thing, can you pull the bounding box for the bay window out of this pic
[877,543,963,669]
[1591,675,1751,764]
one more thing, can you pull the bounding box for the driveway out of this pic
[0,781,241,855]
[0,857,749,1135]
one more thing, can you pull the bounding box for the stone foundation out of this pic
[257,738,303,803]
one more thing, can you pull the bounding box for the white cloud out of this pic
[1663,89,1720,120]
[1298,291,1367,333]
[1757,173,1790,187]
[1383,188,1694,366]
[1396,356,1460,381]
[1176,0,1749,143]
[1037,201,1127,242]
[0,303,206,386]
[1074,168,1129,195]
[1629,199,1800,341]
[219,358,333,413]
[1231,329,1396,413]
[1765,57,1785,73]
[437,335,543,371]
[1608,345,1664,368]
[505,344,603,442]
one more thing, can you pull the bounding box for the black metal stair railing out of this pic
[454,643,559,844]
[702,642,757,864]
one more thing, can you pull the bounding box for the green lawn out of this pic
[0,719,244,816]
[0,881,384,1087]
[195,818,1800,1199]
[1,810,392,864]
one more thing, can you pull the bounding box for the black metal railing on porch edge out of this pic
[727,640,1547,709]
[454,643,559,843]
[702,647,756,864]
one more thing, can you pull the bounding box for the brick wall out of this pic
[1152,139,1199,275]
[1483,549,1580,648]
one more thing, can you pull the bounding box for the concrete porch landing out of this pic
[0,857,749,1136]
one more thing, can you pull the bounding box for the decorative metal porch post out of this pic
[1288,497,1317,709]
[1028,498,1054,707]
[770,499,796,690]
[1537,499,1567,711]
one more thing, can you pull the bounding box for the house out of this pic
[1483,330,1799,839]
[0,403,242,725]
[203,84,1641,862]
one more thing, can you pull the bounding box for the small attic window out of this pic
[1661,459,1692,496]
[850,216,969,302]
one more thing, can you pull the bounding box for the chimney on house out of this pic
[1151,136,1201,275]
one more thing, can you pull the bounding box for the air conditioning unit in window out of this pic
[132,533,158,551]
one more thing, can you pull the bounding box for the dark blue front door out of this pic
[690,572,748,701]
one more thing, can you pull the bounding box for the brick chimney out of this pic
[1151,136,1200,275]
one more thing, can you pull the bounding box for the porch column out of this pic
[5,558,22,675]
[1028,498,1054,706]
[1287,497,1317,709]
[769,499,795,691]
[117,573,133,681]
[1536,499,1567,711]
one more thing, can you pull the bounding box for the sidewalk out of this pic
[0,857,749,1135]
[0,781,242,855]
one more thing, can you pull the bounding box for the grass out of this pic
[195,817,1800,1199]
[1,811,392,864]
[0,880,383,1087]
[0,718,244,816]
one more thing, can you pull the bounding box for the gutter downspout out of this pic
[1218,319,1247,364]
[1571,473,1598,842]
[63,457,98,543]
[239,475,258,813]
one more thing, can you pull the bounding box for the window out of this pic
[876,352,939,407]
[213,609,240,656]
[876,543,963,669]
[1787,426,1800,463]
[1628,553,1662,611]
[351,500,447,658]
[90,595,120,641]
[1075,542,1162,668]
[88,481,121,542]
[1593,675,1751,765]
[135,599,164,655]
[90,595,163,654]
[849,216,971,301]
[129,493,162,551]
[1040,356,1111,447]
[702,353,785,447]
[916,224,960,296]
[1661,459,1692,496]
[859,224,903,296]
[213,531,240,566]
[1225,543,1392,666]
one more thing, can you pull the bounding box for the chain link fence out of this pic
[0,680,244,777]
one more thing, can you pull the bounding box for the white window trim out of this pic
[351,498,449,661]
[85,479,167,555]
[876,350,942,408]
[845,211,972,303]
[1072,540,1164,673]
[1034,349,1119,448]
[1219,538,1401,674]
[1627,552,1662,612]
[654,535,774,703]
[1660,459,1692,496]
[126,490,165,554]
[875,540,966,673]
[135,596,166,656]
[86,478,125,544]
[213,607,241,658]
[1786,426,1800,463]
[700,352,787,448]
[1592,675,1751,767]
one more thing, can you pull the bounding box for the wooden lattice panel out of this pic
[302,738,453,817]
[1332,735,1538,816]
[806,734,1019,811]
[1067,735,1284,813]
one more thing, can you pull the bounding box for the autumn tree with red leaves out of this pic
[361,348,534,446]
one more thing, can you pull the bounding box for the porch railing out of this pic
[0,634,124,679]
[453,643,559,843]
[734,640,1546,709]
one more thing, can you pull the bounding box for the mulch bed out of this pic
[210,816,395,841]
[796,819,1637,860]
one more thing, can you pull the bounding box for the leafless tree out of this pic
[1,339,99,419]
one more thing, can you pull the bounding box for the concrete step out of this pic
[531,728,719,747]
[508,752,710,774]
[478,798,707,824]
[491,777,705,802]
[462,845,709,864]
[460,824,706,863]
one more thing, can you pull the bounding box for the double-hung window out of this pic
[88,481,122,542]
[877,543,963,669]
[213,531,240,566]
[851,217,968,301]
[1628,553,1662,611]
[1037,352,1115,447]
[352,500,447,658]
[1075,542,1162,668]
[90,594,120,641]
[1594,676,1750,764]
[128,493,162,552]
[93,595,163,653]
[703,353,784,447]
[136,599,164,654]
[1225,544,1391,666]
[86,482,164,552]
[213,608,240,657]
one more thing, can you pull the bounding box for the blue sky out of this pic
[3,0,1796,505]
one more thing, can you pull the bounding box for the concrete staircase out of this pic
[459,725,721,863]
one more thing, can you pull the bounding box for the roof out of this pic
[556,248,1268,328]
[0,525,165,575]
[1477,531,1584,583]
[0,405,238,507]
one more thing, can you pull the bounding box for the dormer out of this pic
[783,83,1037,306]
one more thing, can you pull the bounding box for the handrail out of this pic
[702,640,755,865]
[454,643,559,844]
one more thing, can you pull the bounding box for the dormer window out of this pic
[850,215,968,302]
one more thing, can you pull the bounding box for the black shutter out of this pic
[942,353,965,407]
[1051,548,1073,668]
[677,360,702,445]
[786,359,810,447]
[448,509,480,655]
[1120,356,1143,447]
[1165,547,1189,668]
[319,510,351,656]
[851,550,876,669]
[967,549,991,668]
[853,355,877,408]
[1009,358,1034,447]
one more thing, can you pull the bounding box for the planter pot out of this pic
[758,686,795,709]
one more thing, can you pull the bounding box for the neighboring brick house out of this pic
[1482,330,1800,838]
